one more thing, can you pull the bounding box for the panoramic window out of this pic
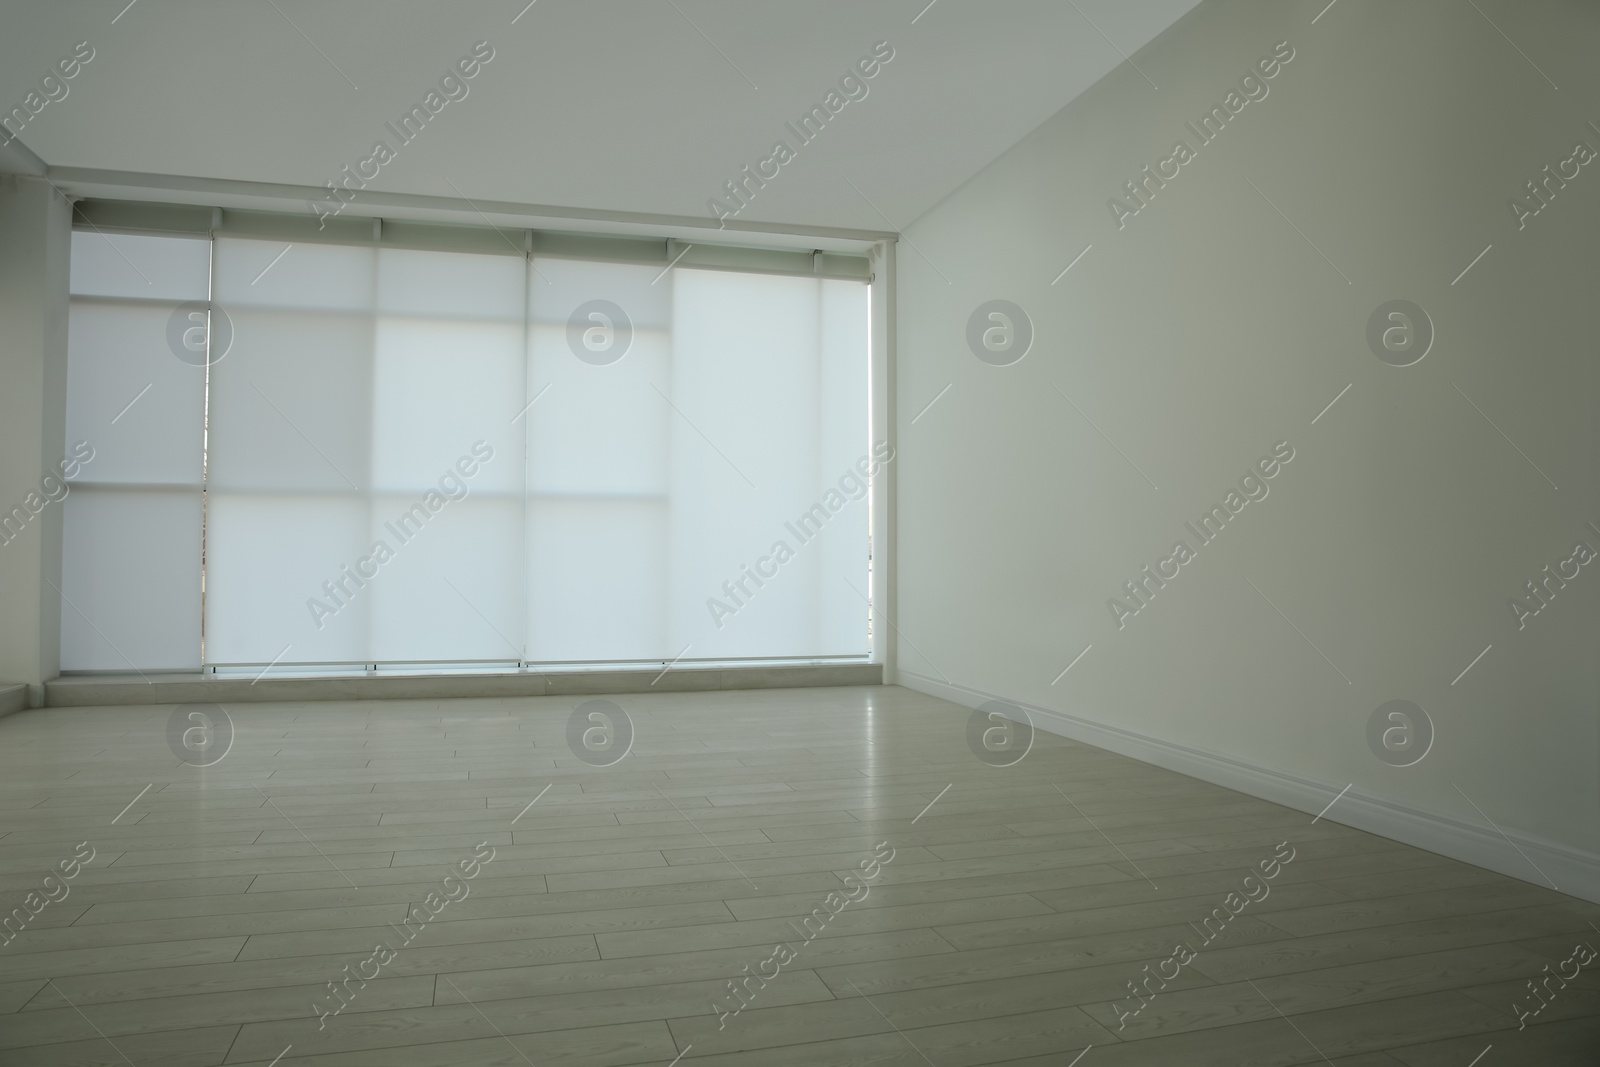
[62,226,872,672]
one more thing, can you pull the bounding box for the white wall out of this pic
[0,175,71,690]
[895,0,1600,899]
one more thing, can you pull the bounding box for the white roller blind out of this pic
[207,240,527,665]
[526,258,672,661]
[65,229,870,671]
[666,270,870,659]
[60,232,207,671]
[206,238,377,665]
[527,264,870,662]
[367,248,525,663]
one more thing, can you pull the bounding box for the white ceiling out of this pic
[0,0,1202,237]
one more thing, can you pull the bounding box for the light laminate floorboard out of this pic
[0,685,1595,1065]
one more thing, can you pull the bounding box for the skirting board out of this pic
[45,663,882,708]
[898,669,1600,906]
[0,684,28,720]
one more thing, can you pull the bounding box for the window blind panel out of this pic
[667,269,870,659]
[207,309,374,492]
[527,500,669,662]
[525,255,673,500]
[210,239,375,493]
[215,237,374,312]
[366,248,525,661]
[530,257,673,332]
[206,238,376,662]
[668,269,818,659]
[368,495,524,662]
[204,495,373,664]
[68,231,210,301]
[60,232,207,671]
[370,271,524,497]
[525,259,671,660]
[525,323,671,496]
[59,489,203,671]
[815,277,874,654]
[377,246,526,320]
[65,302,205,486]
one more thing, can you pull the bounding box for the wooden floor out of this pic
[0,684,1595,1066]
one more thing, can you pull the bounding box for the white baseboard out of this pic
[898,670,1600,906]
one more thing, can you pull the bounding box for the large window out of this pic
[62,222,873,671]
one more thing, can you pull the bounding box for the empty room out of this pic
[2,1,1599,1064]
